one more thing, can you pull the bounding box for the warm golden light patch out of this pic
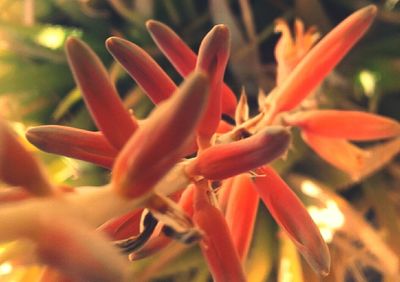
[0,262,13,276]
[359,69,377,97]
[308,200,345,243]
[36,27,66,50]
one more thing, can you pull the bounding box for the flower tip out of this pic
[105,36,126,50]
[105,36,116,47]
[212,24,229,35]
[145,19,168,35]
[145,19,158,29]
[105,36,130,54]
[363,4,378,17]
[207,24,230,44]
[25,127,40,145]
[65,36,84,53]
[302,245,331,277]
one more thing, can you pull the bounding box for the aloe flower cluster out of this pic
[1,4,399,281]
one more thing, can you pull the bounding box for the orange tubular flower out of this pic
[285,110,400,140]
[193,180,246,282]
[196,24,230,147]
[106,37,177,104]
[10,4,397,280]
[0,119,54,196]
[26,126,118,168]
[225,174,259,262]
[266,5,377,121]
[254,166,330,276]
[146,20,237,117]
[112,72,210,198]
[66,37,138,150]
[301,131,370,179]
[186,126,290,180]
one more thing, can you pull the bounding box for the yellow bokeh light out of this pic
[0,262,13,276]
[280,258,294,282]
[300,180,322,198]
[307,200,345,243]
[36,27,66,50]
[359,69,377,97]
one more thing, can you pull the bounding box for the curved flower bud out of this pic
[225,174,259,261]
[0,119,53,196]
[146,20,237,117]
[267,5,377,121]
[193,180,246,282]
[26,125,117,168]
[285,110,400,141]
[253,166,330,276]
[196,24,230,146]
[65,37,138,150]
[186,126,290,180]
[106,37,177,104]
[112,72,209,198]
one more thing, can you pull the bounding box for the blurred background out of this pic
[0,0,399,281]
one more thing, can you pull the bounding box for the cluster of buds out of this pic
[0,4,399,281]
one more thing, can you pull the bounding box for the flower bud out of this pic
[186,126,291,180]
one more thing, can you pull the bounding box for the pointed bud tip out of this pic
[208,24,230,41]
[65,36,93,62]
[146,19,158,29]
[105,36,143,58]
[362,5,378,17]
[105,36,124,49]
[25,127,42,145]
[65,36,83,52]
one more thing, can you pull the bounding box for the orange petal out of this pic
[285,110,400,140]
[97,209,142,240]
[268,5,377,120]
[65,37,138,149]
[146,20,237,117]
[216,120,234,134]
[253,166,330,276]
[0,119,53,196]
[26,125,117,168]
[186,126,291,180]
[193,180,246,282]
[274,19,319,86]
[112,72,210,198]
[274,19,295,85]
[301,131,370,179]
[235,91,249,125]
[217,178,234,213]
[196,24,230,145]
[225,174,259,261]
[106,37,177,104]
